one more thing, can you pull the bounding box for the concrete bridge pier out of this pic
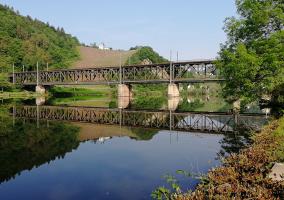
[118,84,131,97]
[168,83,180,98]
[35,85,46,94]
[118,96,130,109]
[168,96,180,111]
[118,84,132,109]
[36,96,46,106]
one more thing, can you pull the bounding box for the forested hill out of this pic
[126,46,168,65]
[0,4,80,71]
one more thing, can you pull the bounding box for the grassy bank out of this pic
[0,91,39,99]
[47,85,115,107]
[153,117,284,199]
[49,85,114,97]
[130,84,167,109]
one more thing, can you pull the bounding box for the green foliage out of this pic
[177,99,205,111]
[0,4,79,72]
[130,84,167,109]
[131,96,167,110]
[217,0,284,103]
[49,86,105,97]
[129,128,158,140]
[126,46,167,65]
[152,171,193,200]
[0,107,80,182]
[0,73,13,90]
[134,84,167,94]
[151,175,180,200]
[271,83,284,107]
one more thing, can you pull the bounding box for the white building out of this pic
[98,42,110,50]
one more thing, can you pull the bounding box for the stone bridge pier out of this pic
[168,96,180,111]
[35,85,46,94]
[36,96,46,106]
[118,96,130,109]
[168,83,180,98]
[118,84,132,109]
[118,84,132,97]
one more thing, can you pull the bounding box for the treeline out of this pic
[126,46,167,65]
[0,109,80,183]
[217,0,284,107]
[0,4,80,72]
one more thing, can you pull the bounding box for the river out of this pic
[0,93,268,200]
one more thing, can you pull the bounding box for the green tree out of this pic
[0,4,79,72]
[217,0,284,105]
[126,46,167,65]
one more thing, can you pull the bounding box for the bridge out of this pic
[11,60,223,97]
[12,105,268,133]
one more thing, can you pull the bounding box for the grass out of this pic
[132,84,167,96]
[0,91,39,99]
[48,85,115,107]
[49,85,114,97]
[49,96,112,107]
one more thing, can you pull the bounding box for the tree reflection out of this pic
[217,128,252,158]
[0,113,80,184]
[130,128,158,140]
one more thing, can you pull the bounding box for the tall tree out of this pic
[0,4,80,72]
[217,0,284,105]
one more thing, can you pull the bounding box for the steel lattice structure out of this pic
[13,106,268,133]
[11,60,223,85]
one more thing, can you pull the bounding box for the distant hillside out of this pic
[72,46,136,68]
[72,46,167,68]
[0,4,79,71]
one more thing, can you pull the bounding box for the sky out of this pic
[1,0,237,60]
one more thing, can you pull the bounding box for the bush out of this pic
[126,46,167,65]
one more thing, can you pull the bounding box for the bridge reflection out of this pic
[12,105,268,133]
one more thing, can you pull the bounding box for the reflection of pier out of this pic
[13,106,268,133]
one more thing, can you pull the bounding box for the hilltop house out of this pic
[98,42,110,50]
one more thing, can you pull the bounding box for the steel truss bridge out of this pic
[11,60,224,85]
[12,106,268,133]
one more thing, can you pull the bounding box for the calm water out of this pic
[0,97,263,200]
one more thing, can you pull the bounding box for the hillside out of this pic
[72,46,167,68]
[0,4,167,72]
[72,46,136,68]
[0,4,79,71]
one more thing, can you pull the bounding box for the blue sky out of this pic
[1,0,237,60]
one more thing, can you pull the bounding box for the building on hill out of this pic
[98,43,110,50]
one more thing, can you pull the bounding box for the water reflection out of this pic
[0,101,269,200]
[0,109,224,199]
[0,118,79,183]
[13,105,268,133]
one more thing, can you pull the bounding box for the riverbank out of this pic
[0,91,39,99]
[175,117,284,199]
[153,117,284,199]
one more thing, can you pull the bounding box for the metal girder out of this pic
[11,60,223,85]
